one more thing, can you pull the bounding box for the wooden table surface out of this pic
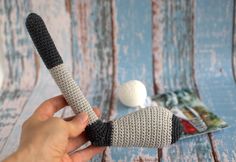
[0,0,236,161]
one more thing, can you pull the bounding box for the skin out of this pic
[3,95,106,162]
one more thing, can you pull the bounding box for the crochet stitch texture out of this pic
[25,13,182,147]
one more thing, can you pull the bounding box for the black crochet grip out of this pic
[25,13,63,69]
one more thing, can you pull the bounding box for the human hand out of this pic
[3,95,105,162]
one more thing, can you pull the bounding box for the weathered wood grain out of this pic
[63,0,114,161]
[234,45,236,82]
[152,0,195,92]
[152,0,215,161]
[106,0,159,161]
[195,0,236,161]
[62,0,113,121]
[1,0,236,161]
[0,0,72,159]
[0,0,37,150]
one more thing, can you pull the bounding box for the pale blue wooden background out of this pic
[0,0,236,161]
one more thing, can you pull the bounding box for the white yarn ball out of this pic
[117,80,147,107]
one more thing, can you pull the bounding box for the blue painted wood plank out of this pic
[67,1,114,161]
[153,0,195,92]
[0,0,73,159]
[152,0,214,161]
[195,0,236,161]
[0,0,37,151]
[64,0,113,120]
[233,0,236,83]
[106,0,158,161]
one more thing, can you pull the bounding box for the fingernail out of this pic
[77,112,88,124]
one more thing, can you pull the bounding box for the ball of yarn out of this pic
[117,80,147,107]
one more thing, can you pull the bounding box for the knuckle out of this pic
[42,99,52,107]
[51,117,66,127]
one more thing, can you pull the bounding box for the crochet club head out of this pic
[25,13,182,148]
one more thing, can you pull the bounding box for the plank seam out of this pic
[151,0,162,160]
[102,0,117,160]
[207,133,219,162]
[107,0,117,121]
[192,1,219,161]
[232,0,236,83]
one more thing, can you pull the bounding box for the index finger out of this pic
[34,95,68,120]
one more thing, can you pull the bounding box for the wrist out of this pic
[3,147,35,162]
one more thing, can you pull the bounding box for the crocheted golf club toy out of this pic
[25,13,182,148]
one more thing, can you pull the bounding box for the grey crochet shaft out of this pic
[25,13,182,147]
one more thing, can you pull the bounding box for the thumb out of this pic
[67,112,88,137]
